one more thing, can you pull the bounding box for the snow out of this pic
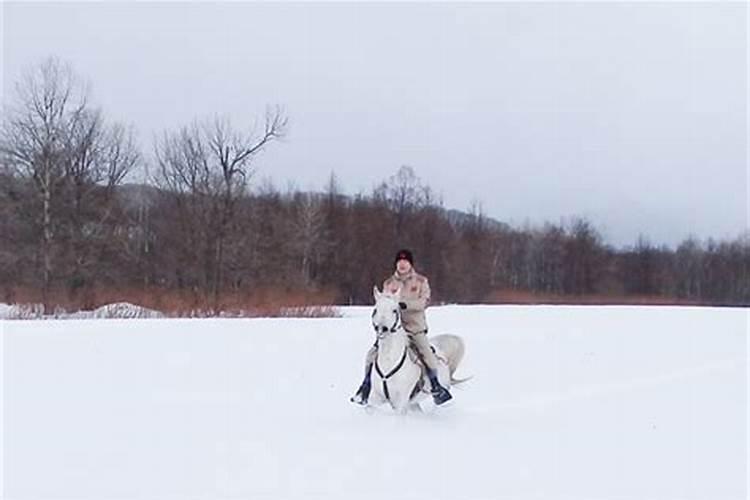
[77,302,165,319]
[0,302,164,320]
[2,305,747,499]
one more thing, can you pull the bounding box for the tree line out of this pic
[1,59,748,311]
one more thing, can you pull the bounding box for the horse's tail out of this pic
[431,333,466,377]
[451,374,474,386]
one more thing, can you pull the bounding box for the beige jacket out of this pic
[383,269,431,334]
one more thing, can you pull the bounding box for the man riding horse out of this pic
[350,249,453,406]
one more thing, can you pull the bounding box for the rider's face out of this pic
[396,259,412,274]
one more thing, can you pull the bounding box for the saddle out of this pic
[406,340,448,367]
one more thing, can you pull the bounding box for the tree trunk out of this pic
[42,170,52,312]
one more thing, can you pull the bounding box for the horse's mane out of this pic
[373,285,402,305]
[379,292,398,300]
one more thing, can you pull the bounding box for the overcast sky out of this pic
[2,2,747,248]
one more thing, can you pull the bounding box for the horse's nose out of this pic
[380,326,389,333]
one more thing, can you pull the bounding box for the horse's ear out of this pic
[373,286,381,301]
[395,284,403,297]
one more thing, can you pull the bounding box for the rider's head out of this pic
[394,249,414,275]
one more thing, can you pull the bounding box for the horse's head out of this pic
[372,285,402,338]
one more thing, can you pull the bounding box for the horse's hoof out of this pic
[409,403,424,413]
[350,395,368,406]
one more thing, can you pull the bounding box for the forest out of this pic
[2,59,747,313]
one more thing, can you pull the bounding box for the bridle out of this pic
[372,302,402,339]
[371,299,407,402]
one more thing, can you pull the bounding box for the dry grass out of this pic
[3,284,734,320]
[1,285,341,318]
[484,289,709,307]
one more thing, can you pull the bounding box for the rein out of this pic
[374,346,408,402]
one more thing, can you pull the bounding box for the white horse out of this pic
[368,286,468,413]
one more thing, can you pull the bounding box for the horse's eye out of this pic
[393,309,397,314]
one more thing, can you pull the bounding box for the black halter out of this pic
[373,302,402,338]
[388,307,402,333]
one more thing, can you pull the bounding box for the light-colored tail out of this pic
[431,334,470,385]
[451,374,474,385]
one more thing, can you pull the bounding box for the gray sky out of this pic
[2,2,747,248]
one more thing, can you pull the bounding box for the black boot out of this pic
[428,370,452,405]
[350,363,373,405]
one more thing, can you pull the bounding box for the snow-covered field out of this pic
[2,305,747,499]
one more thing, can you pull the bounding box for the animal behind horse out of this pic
[368,286,467,413]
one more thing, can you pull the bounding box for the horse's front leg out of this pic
[408,402,424,413]
[390,391,410,415]
[393,401,408,415]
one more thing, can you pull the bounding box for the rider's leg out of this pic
[350,343,377,405]
[410,332,453,405]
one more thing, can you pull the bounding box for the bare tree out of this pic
[291,193,328,286]
[674,237,704,299]
[206,110,287,302]
[0,57,139,305]
[1,58,88,305]
[154,108,288,308]
[62,110,139,291]
[374,165,426,238]
[563,217,604,295]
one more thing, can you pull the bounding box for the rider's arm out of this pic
[400,278,431,311]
